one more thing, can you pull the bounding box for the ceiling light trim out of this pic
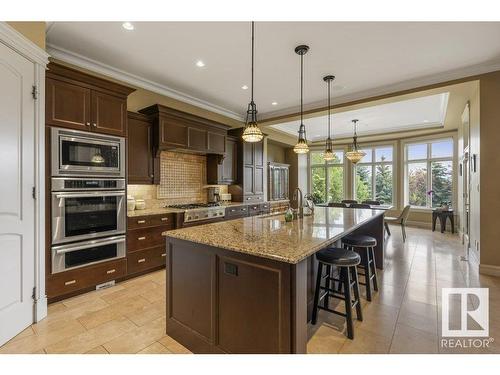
[46,43,244,121]
[260,59,500,121]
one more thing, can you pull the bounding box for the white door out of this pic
[0,41,36,346]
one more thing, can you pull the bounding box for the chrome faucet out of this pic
[293,187,304,219]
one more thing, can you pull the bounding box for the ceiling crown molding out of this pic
[261,59,500,121]
[46,43,244,121]
[0,22,50,66]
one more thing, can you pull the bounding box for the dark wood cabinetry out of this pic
[139,104,230,155]
[46,63,134,137]
[126,213,174,275]
[228,129,265,202]
[127,112,156,184]
[47,259,127,300]
[207,136,238,185]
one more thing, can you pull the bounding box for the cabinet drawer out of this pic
[127,214,174,230]
[47,258,126,298]
[225,205,248,218]
[260,203,271,214]
[242,195,264,203]
[128,246,166,274]
[127,226,166,252]
[248,204,261,216]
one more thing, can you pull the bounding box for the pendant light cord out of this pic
[300,52,304,125]
[327,79,331,139]
[251,21,254,103]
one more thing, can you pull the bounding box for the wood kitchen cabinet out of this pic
[46,63,134,137]
[138,104,230,155]
[228,128,265,202]
[207,136,238,185]
[127,213,175,275]
[127,111,157,184]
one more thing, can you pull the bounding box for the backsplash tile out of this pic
[158,151,206,204]
[128,151,229,210]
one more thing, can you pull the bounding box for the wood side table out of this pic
[432,209,454,233]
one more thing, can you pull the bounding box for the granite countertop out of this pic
[127,207,185,217]
[163,207,385,264]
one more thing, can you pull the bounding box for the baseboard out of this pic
[479,264,500,277]
[35,295,48,322]
[404,220,458,233]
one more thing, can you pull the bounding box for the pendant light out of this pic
[293,45,310,154]
[323,75,335,161]
[345,119,366,164]
[242,21,263,143]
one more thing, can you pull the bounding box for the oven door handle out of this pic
[55,191,126,199]
[53,236,126,254]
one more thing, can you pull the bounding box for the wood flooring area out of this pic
[1,225,500,354]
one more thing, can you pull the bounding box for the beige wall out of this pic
[7,22,46,49]
[479,71,500,269]
[267,141,288,164]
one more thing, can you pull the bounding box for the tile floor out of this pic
[1,225,499,354]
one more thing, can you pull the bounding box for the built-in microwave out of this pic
[51,127,125,177]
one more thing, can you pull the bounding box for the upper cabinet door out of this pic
[254,141,264,167]
[127,113,153,184]
[222,137,238,183]
[208,132,226,154]
[46,78,91,130]
[91,91,127,137]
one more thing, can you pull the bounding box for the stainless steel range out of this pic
[166,203,225,226]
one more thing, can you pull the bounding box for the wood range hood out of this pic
[138,104,232,157]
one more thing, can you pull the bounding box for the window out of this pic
[354,146,394,204]
[404,138,453,208]
[310,150,344,204]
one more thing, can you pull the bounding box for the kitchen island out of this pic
[163,207,386,354]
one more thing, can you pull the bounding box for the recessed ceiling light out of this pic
[196,60,205,68]
[241,85,248,90]
[423,120,429,123]
[271,102,278,106]
[122,22,134,31]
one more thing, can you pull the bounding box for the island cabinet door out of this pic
[217,255,292,353]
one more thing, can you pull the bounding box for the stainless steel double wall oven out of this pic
[51,128,126,273]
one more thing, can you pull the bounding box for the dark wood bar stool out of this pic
[342,234,378,302]
[311,248,363,339]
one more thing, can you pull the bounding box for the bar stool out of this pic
[342,234,378,302]
[311,248,363,339]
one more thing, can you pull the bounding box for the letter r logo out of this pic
[441,288,489,337]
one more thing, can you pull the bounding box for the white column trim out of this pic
[0,22,49,66]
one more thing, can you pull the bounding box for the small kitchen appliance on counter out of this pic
[207,186,221,203]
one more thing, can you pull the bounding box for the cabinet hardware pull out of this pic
[138,236,146,240]
[138,258,146,263]
[161,217,168,221]
[86,122,91,126]
[92,123,97,127]
[161,253,166,257]
[106,269,116,274]
[246,197,251,200]
[230,209,236,212]
[137,220,146,224]
[64,280,76,286]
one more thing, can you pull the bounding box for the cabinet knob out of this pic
[161,253,166,257]
[86,122,90,126]
[92,123,97,127]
